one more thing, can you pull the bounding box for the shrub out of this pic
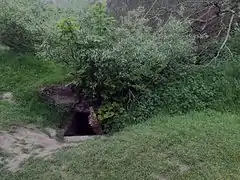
[0,0,71,53]
[0,0,38,52]
[228,27,240,55]
[102,55,240,132]
[41,4,195,107]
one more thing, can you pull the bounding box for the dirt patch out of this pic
[0,92,14,103]
[0,126,94,172]
[168,159,190,174]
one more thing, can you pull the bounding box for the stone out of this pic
[64,136,95,143]
[44,128,57,138]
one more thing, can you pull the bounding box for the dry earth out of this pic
[0,125,94,172]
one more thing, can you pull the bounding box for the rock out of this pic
[64,136,95,143]
[44,128,57,138]
[40,84,100,113]
[40,84,79,107]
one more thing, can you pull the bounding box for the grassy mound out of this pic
[1,111,240,179]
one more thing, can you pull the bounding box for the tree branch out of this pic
[206,13,235,66]
[143,0,158,19]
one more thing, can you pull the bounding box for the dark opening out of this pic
[64,112,96,136]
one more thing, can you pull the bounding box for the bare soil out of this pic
[0,125,94,172]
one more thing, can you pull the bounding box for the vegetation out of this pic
[0,0,240,179]
[0,53,68,128]
[0,0,240,131]
[41,4,194,105]
[2,111,240,179]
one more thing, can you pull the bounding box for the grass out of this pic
[1,111,240,179]
[0,53,69,128]
[0,53,240,179]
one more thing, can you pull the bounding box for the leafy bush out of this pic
[0,0,72,53]
[41,4,194,106]
[1,0,195,129]
[2,0,240,133]
[0,0,38,52]
[102,55,240,132]
[161,56,240,112]
[228,27,240,55]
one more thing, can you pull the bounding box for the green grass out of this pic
[0,53,69,128]
[1,111,240,179]
[1,53,240,179]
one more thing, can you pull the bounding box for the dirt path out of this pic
[0,126,93,172]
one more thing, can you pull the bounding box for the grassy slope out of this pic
[1,53,240,179]
[0,53,68,128]
[1,111,240,179]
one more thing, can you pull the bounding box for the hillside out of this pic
[0,53,239,179]
[1,110,240,179]
[1,0,240,179]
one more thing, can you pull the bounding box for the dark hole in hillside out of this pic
[64,112,96,136]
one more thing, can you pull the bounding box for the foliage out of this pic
[162,56,240,114]
[0,52,68,128]
[97,102,125,123]
[0,0,39,52]
[99,54,240,132]
[0,0,75,53]
[228,27,240,55]
[41,4,194,107]
[2,0,240,133]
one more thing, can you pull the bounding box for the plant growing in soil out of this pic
[41,3,194,103]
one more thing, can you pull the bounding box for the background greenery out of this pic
[0,0,240,178]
